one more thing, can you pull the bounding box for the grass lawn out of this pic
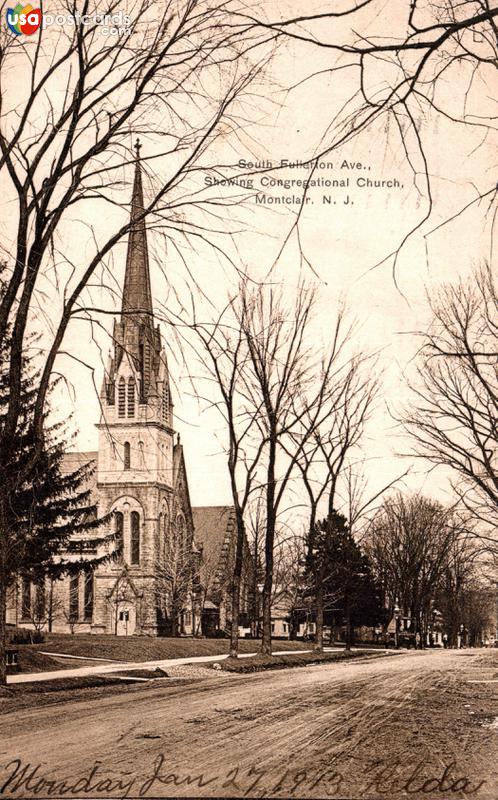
[214,649,392,673]
[27,634,313,663]
[0,673,174,714]
[1,674,153,696]
[15,648,70,673]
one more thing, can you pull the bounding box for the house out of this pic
[251,585,294,640]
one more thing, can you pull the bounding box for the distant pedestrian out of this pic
[443,633,448,649]
[415,631,421,649]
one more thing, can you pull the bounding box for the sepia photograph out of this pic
[0,1,497,798]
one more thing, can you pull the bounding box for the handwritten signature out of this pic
[0,755,487,797]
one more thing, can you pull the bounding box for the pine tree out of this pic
[304,512,384,650]
[0,324,114,684]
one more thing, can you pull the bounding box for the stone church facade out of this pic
[7,149,254,637]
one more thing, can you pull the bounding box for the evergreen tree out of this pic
[304,512,384,650]
[0,325,114,684]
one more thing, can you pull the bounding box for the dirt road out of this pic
[1,649,497,799]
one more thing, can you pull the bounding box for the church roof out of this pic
[60,451,98,475]
[192,506,235,564]
[192,506,235,587]
[121,142,153,326]
[60,451,98,495]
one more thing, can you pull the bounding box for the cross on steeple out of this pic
[134,138,142,160]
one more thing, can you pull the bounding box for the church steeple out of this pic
[121,140,153,328]
[109,140,162,403]
[98,142,174,496]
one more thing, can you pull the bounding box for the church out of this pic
[7,147,255,637]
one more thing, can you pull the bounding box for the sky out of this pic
[1,0,496,515]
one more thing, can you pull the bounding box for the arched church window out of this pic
[131,511,140,565]
[84,570,94,621]
[127,378,135,418]
[114,511,124,559]
[162,382,170,424]
[69,573,79,621]
[124,441,131,470]
[118,377,126,417]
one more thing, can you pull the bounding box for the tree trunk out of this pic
[344,595,352,651]
[48,579,54,633]
[251,566,259,638]
[171,608,179,637]
[314,577,324,652]
[0,568,7,686]
[250,531,260,638]
[261,578,272,655]
[230,572,241,658]
[229,502,245,658]
[261,436,277,657]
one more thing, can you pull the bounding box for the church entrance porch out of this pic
[104,569,143,636]
[116,602,137,636]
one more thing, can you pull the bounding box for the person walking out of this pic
[443,632,448,649]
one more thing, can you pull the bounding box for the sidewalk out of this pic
[7,646,396,685]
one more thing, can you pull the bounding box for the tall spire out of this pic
[112,141,161,402]
[121,139,153,325]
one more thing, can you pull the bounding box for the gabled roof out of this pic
[173,441,194,523]
[192,506,235,567]
[60,451,98,494]
[107,567,143,599]
[60,451,97,474]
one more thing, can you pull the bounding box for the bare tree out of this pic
[156,514,198,637]
[404,265,497,543]
[191,294,265,656]
[239,1,498,272]
[236,282,343,656]
[244,490,266,637]
[0,0,268,455]
[436,526,484,647]
[0,0,269,677]
[365,494,463,639]
[272,532,306,640]
[194,281,344,656]
[194,539,223,637]
[288,327,406,651]
[289,321,380,651]
[462,583,496,647]
[21,582,48,639]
